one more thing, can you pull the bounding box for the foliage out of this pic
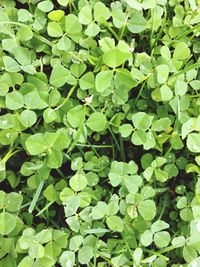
[0,0,200,266]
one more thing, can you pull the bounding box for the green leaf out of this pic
[47,21,63,37]
[0,211,17,235]
[142,0,156,9]
[20,110,37,127]
[86,112,107,132]
[175,79,187,96]
[138,200,156,221]
[151,220,169,234]
[160,46,171,60]
[57,36,71,50]
[3,56,21,73]
[69,235,83,251]
[78,6,92,25]
[154,169,168,182]
[141,185,155,199]
[38,0,54,12]
[25,133,48,155]
[50,64,70,87]
[154,231,171,248]
[18,257,34,267]
[29,243,45,258]
[5,192,23,212]
[111,9,126,28]
[6,91,24,110]
[47,148,63,168]
[124,175,142,193]
[151,85,173,101]
[131,129,147,146]
[67,105,85,128]
[17,26,33,41]
[69,173,87,191]
[18,9,32,22]
[85,22,100,37]
[95,70,113,93]
[59,251,75,267]
[78,246,93,264]
[111,254,129,266]
[132,112,153,130]
[156,64,169,84]
[48,10,65,21]
[151,118,171,132]
[94,2,110,22]
[35,229,52,244]
[24,90,48,110]
[43,108,57,123]
[103,43,131,68]
[173,42,190,60]
[140,230,153,246]
[106,215,124,232]
[127,11,147,33]
[65,14,82,34]
[57,0,69,6]
[79,72,94,90]
[14,47,31,66]
[92,201,108,220]
[43,184,57,201]
[64,196,80,217]
[187,133,200,153]
[18,228,35,249]
[119,124,133,138]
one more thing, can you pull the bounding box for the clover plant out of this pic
[0,0,200,266]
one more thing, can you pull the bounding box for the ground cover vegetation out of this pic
[0,0,200,266]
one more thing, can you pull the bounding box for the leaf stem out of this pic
[142,248,169,261]
[76,143,113,148]
[108,125,121,156]
[36,200,54,216]
[54,83,77,111]
[102,20,120,41]
[119,13,129,40]
[168,61,200,81]
[28,180,45,213]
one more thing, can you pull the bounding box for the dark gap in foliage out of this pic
[15,1,29,10]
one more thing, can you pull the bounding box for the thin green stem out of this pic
[54,84,77,111]
[119,13,129,40]
[103,20,120,41]
[21,196,43,209]
[86,139,100,158]
[151,6,167,53]
[120,136,126,161]
[168,61,200,81]
[170,24,200,45]
[158,194,168,220]
[164,145,172,158]
[76,143,113,148]
[142,248,169,261]
[56,168,66,179]
[1,148,20,163]
[36,200,54,216]
[28,180,45,213]
[108,125,121,155]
